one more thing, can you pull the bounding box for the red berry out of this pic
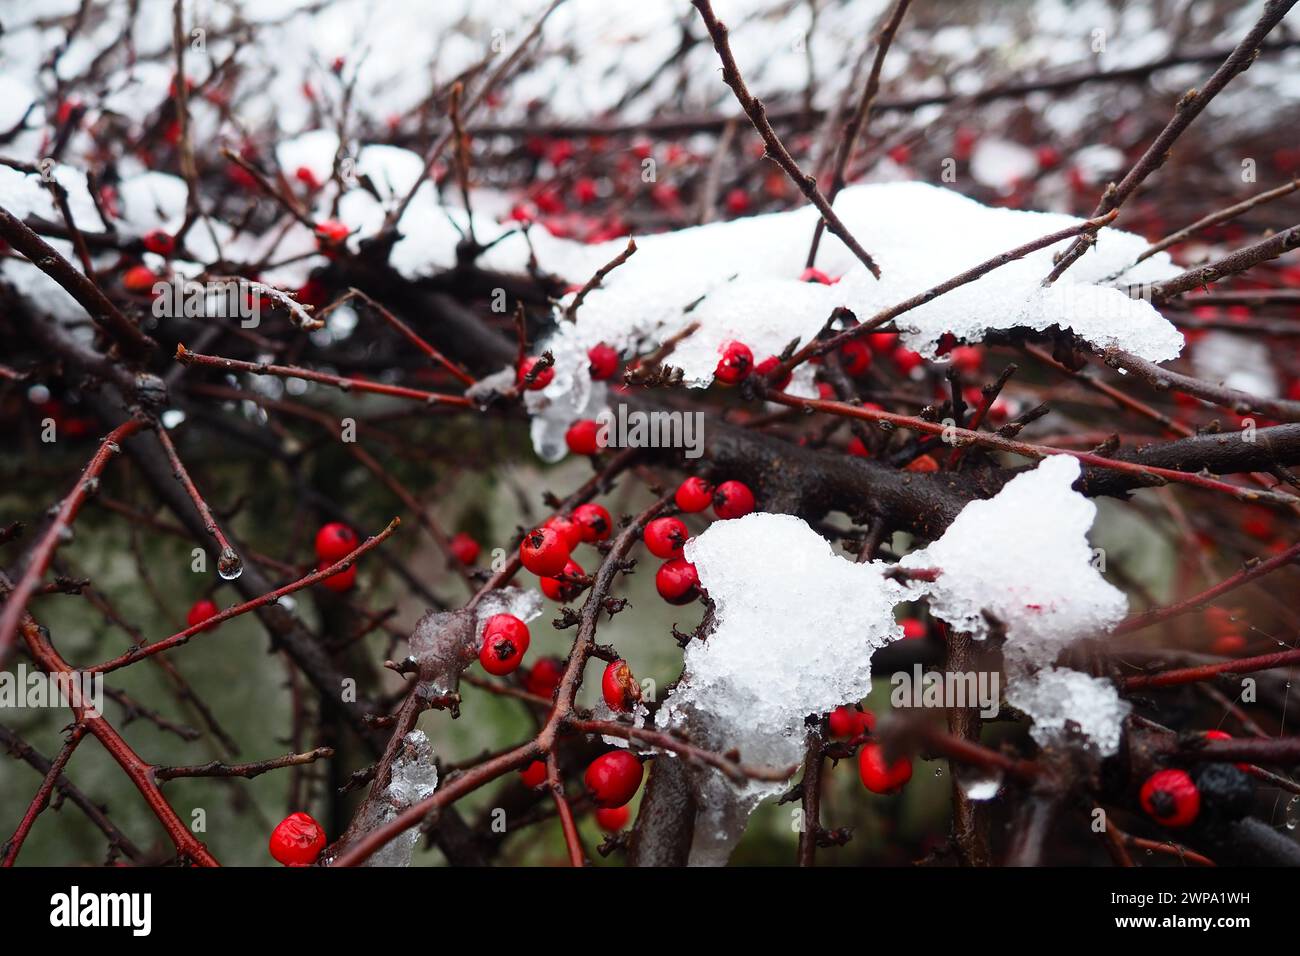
[887,144,912,165]
[315,522,357,562]
[900,617,927,640]
[644,516,688,559]
[656,557,699,605]
[518,356,554,391]
[858,742,912,794]
[1140,768,1200,828]
[674,477,714,513]
[838,340,872,377]
[892,347,924,376]
[754,356,792,389]
[315,219,349,248]
[122,265,158,294]
[269,811,326,866]
[584,751,643,808]
[714,340,753,385]
[449,532,480,566]
[565,418,602,456]
[1212,633,1246,655]
[479,613,530,676]
[828,705,874,738]
[295,165,321,190]
[544,514,585,551]
[799,267,837,285]
[572,503,612,543]
[588,343,620,380]
[519,526,571,576]
[949,346,982,375]
[519,759,547,789]
[1239,506,1271,541]
[187,598,219,632]
[847,436,870,458]
[142,229,175,256]
[318,560,357,592]
[574,177,599,204]
[905,454,939,473]
[1203,729,1251,771]
[713,480,755,520]
[1036,145,1061,170]
[525,657,565,698]
[595,805,630,832]
[724,188,750,215]
[602,659,640,712]
[541,558,586,602]
[867,332,899,355]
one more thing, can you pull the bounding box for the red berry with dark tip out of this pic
[713,480,755,519]
[644,516,688,559]
[519,525,571,576]
[449,532,480,566]
[828,705,874,738]
[142,229,175,256]
[479,613,530,676]
[565,418,602,456]
[839,340,872,376]
[674,477,713,513]
[656,557,699,605]
[858,742,912,794]
[518,356,554,391]
[544,514,584,551]
[187,598,219,632]
[714,340,753,385]
[541,558,585,602]
[269,811,326,866]
[588,343,620,380]
[1140,768,1200,828]
[572,503,612,542]
[584,751,643,808]
[315,522,357,562]
[602,659,640,712]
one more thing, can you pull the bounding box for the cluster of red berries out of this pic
[478,613,532,676]
[824,704,915,795]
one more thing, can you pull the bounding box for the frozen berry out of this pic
[674,476,714,513]
[315,522,357,562]
[584,751,643,808]
[525,657,565,698]
[799,267,837,285]
[900,617,927,640]
[572,503,611,543]
[519,526,571,576]
[479,614,530,676]
[449,532,480,566]
[269,812,325,866]
[519,759,547,789]
[541,558,586,603]
[602,659,640,712]
[588,343,620,380]
[518,356,554,391]
[565,419,602,456]
[1140,768,1200,828]
[595,805,630,832]
[644,516,688,559]
[858,742,912,794]
[314,219,349,248]
[892,347,924,376]
[318,560,357,592]
[714,340,753,385]
[713,480,755,520]
[187,598,219,632]
[655,557,699,605]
